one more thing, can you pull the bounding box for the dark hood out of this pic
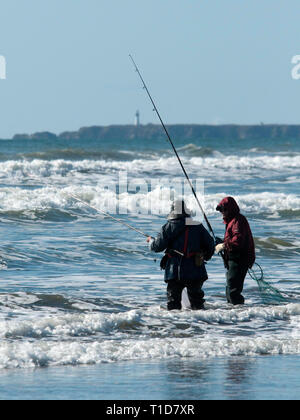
[217,196,240,224]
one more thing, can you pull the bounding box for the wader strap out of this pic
[183,227,189,256]
[167,227,196,259]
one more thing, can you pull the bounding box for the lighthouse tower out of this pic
[135,110,140,126]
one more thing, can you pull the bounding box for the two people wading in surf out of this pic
[130,56,256,310]
[148,198,255,310]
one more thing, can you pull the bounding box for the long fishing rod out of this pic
[129,55,216,242]
[26,173,149,239]
[26,173,184,257]
[67,192,150,238]
[67,192,184,257]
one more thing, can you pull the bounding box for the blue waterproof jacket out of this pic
[151,216,215,283]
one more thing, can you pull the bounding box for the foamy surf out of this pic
[0,300,300,368]
[73,334,300,359]
[0,135,299,384]
[0,185,299,219]
[0,153,300,181]
[1,326,300,369]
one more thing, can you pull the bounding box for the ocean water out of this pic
[0,133,299,400]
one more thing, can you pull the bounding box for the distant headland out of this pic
[6,124,300,142]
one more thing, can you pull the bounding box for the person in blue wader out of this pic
[147,200,215,310]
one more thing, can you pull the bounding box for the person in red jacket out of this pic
[215,197,255,305]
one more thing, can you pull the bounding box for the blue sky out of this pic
[0,0,300,138]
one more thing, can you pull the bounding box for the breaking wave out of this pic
[1,302,300,368]
[2,336,300,369]
[12,149,158,162]
[0,139,299,373]
[0,153,300,181]
[0,184,299,221]
[176,143,216,157]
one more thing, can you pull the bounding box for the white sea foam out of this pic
[0,303,300,368]
[191,154,300,173]
[2,303,299,340]
[0,153,299,182]
[0,155,299,218]
[0,310,142,339]
[0,150,298,372]
[0,338,290,369]
[0,183,299,218]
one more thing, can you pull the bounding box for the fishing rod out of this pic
[67,192,184,257]
[25,174,184,257]
[129,55,217,241]
[27,173,152,239]
[67,192,151,238]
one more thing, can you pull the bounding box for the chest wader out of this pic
[226,259,248,305]
[167,228,205,311]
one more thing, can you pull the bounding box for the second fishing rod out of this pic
[129,55,217,243]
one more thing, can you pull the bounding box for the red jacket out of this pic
[218,197,256,268]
